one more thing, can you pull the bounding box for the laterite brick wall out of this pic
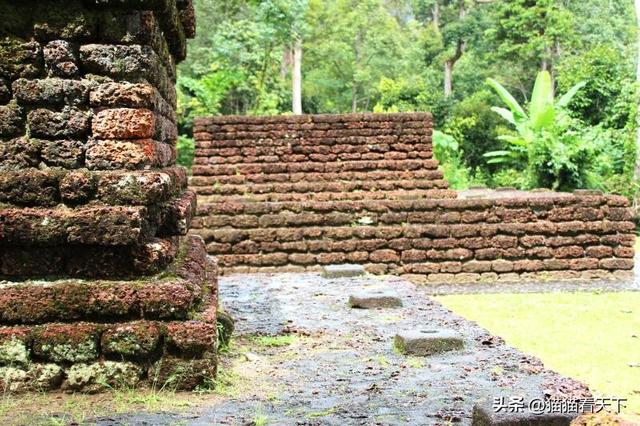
[191,113,635,282]
[0,0,217,392]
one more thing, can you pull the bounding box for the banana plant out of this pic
[483,71,586,166]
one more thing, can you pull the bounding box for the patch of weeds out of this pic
[381,315,402,323]
[374,355,390,368]
[406,357,424,369]
[252,406,269,426]
[252,335,296,348]
[44,417,66,426]
[305,407,337,418]
[212,370,242,397]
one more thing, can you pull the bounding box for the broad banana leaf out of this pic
[557,81,587,108]
[486,78,527,121]
[529,71,555,131]
[491,107,516,125]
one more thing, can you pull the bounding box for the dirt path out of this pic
[95,272,590,425]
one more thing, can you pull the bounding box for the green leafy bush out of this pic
[176,136,195,171]
[484,71,598,191]
[433,130,471,190]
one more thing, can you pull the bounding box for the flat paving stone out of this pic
[322,263,365,278]
[394,329,464,356]
[348,289,402,308]
[472,398,577,425]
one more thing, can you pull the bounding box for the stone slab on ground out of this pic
[322,263,366,278]
[472,399,577,425]
[394,329,464,356]
[85,272,592,425]
[348,289,402,308]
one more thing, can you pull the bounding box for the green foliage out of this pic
[176,136,195,171]
[557,45,636,128]
[432,130,470,190]
[176,0,639,198]
[484,71,598,191]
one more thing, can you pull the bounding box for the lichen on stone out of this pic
[0,366,27,392]
[63,361,142,392]
[27,363,63,391]
[39,340,98,363]
[0,337,29,367]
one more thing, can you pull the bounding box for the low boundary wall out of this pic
[190,113,635,282]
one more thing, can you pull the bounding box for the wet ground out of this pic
[94,272,594,425]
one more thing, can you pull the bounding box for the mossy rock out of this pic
[216,309,235,348]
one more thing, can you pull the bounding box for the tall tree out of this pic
[488,0,576,91]
[416,0,492,98]
[304,0,404,112]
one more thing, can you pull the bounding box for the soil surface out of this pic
[92,271,591,425]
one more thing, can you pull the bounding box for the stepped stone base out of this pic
[190,114,635,282]
[0,236,218,392]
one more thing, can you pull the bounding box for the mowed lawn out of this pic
[436,292,640,420]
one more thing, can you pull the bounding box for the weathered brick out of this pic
[369,249,399,263]
[440,261,462,273]
[286,253,314,265]
[16,79,89,109]
[40,139,85,168]
[554,245,585,259]
[0,38,43,79]
[513,260,544,272]
[569,258,599,271]
[613,246,634,258]
[0,103,24,137]
[28,107,90,139]
[543,259,571,270]
[401,249,427,262]
[491,260,514,273]
[43,40,79,77]
[92,108,155,139]
[86,139,174,170]
[585,246,613,259]
[102,323,161,358]
[79,44,157,79]
[600,258,634,270]
[462,260,492,273]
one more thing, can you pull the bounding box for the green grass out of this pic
[436,292,640,420]
[252,335,297,348]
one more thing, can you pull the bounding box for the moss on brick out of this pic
[101,323,161,358]
[32,323,100,363]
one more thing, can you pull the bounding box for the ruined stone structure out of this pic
[191,113,635,282]
[0,0,218,391]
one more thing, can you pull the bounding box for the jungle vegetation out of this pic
[177,0,640,200]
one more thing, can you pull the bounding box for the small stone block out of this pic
[394,329,463,356]
[322,264,365,278]
[472,400,577,425]
[348,290,402,309]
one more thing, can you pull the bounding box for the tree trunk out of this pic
[444,60,453,98]
[635,0,640,192]
[292,39,302,115]
[433,1,440,29]
[281,47,293,80]
[442,2,467,99]
[351,84,358,113]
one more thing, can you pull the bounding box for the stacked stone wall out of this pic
[191,113,635,282]
[0,0,217,391]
